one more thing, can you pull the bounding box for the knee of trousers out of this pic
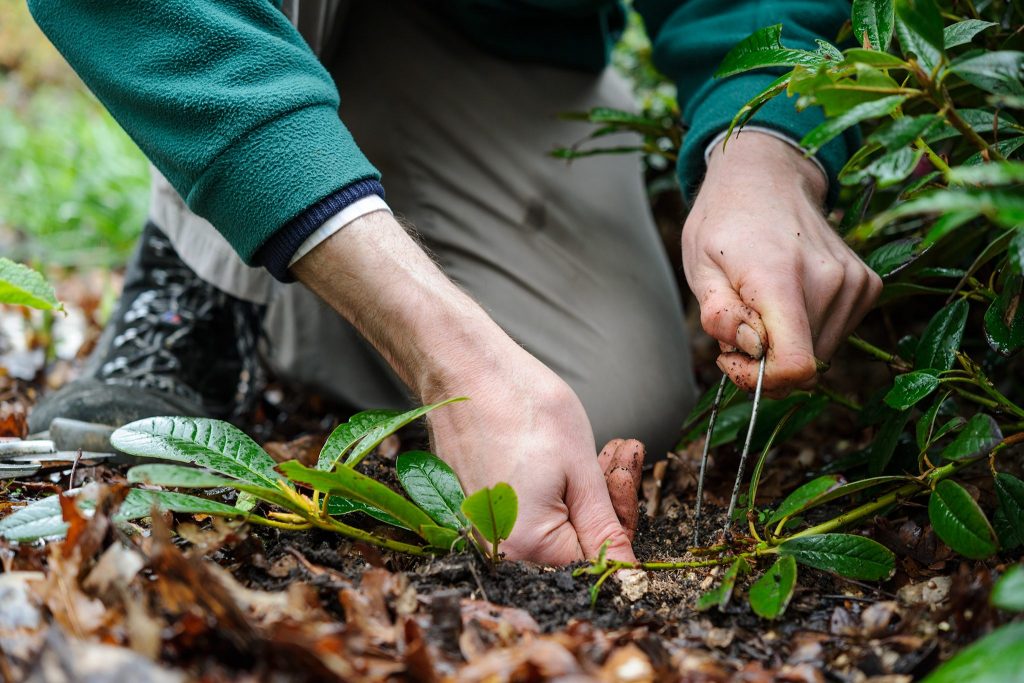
[577,355,698,463]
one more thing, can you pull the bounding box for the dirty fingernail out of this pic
[736,323,764,359]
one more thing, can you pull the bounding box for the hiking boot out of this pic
[29,222,265,436]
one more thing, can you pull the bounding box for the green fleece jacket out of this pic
[27,0,852,279]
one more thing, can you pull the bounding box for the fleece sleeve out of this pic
[28,0,382,279]
[634,0,853,206]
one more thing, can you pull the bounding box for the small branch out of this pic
[816,384,863,412]
[943,91,1006,161]
[847,336,912,371]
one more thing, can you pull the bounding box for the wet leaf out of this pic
[884,370,940,410]
[695,558,749,612]
[801,95,907,155]
[767,475,843,526]
[894,0,945,71]
[940,413,1002,461]
[852,0,895,50]
[943,19,997,48]
[749,556,797,619]
[317,409,402,470]
[983,274,1024,356]
[866,238,920,277]
[344,399,465,467]
[461,483,517,549]
[715,24,825,78]
[915,299,969,371]
[279,460,435,537]
[0,257,63,312]
[991,564,1024,612]
[994,472,1024,533]
[922,621,1024,683]
[949,51,1024,97]
[778,533,895,581]
[396,451,466,530]
[111,417,282,488]
[928,480,998,559]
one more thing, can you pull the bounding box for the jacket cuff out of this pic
[254,178,385,282]
[678,72,853,208]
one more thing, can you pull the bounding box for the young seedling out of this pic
[0,403,519,564]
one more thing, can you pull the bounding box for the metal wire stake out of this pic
[723,355,767,533]
[692,374,728,546]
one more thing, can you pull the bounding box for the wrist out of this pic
[704,131,827,205]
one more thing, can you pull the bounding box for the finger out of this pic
[598,439,645,542]
[566,457,637,563]
[696,269,768,358]
[738,274,817,392]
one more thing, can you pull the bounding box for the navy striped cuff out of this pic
[255,178,386,282]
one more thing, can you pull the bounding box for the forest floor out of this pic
[0,268,1019,682]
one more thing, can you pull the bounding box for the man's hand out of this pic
[683,132,882,395]
[293,212,638,564]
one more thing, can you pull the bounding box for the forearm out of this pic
[290,211,516,401]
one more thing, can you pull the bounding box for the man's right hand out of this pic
[292,211,637,564]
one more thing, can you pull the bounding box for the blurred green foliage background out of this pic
[0,0,148,267]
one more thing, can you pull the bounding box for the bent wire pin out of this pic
[692,355,767,546]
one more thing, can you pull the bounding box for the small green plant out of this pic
[0,400,519,561]
[0,257,63,312]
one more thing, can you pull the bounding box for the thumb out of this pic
[696,269,767,358]
[566,457,637,563]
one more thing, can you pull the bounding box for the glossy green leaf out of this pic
[894,0,945,71]
[749,556,798,619]
[345,398,466,467]
[852,0,895,51]
[984,274,1024,355]
[278,460,436,538]
[715,25,825,78]
[0,258,63,312]
[680,399,752,449]
[396,451,466,530]
[111,417,282,488]
[114,488,252,523]
[868,409,912,475]
[767,475,843,526]
[921,622,1024,683]
[461,483,517,547]
[991,565,1024,612]
[847,146,924,188]
[801,95,906,155]
[865,238,919,277]
[419,524,465,552]
[317,409,402,470]
[940,414,1002,461]
[781,476,916,522]
[949,51,1024,97]
[868,114,942,150]
[126,463,300,512]
[778,533,895,580]
[915,299,969,371]
[325,496,406,529]
[950,161,1024,185]
[1010,230,1024,275]
[964,137,1024,167]
[695,557,749,612]
[943,20,998,49]
[681,380,740,433]
[884,370,940,410]
[928,480,998,559]
[994,473,1024,534]
[916,394,948,450]
[726,74,792,141]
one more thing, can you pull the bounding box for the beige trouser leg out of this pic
[153,1,697,456]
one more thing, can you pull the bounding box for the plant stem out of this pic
[847,335,911,370]
[314,515,433,556]
[942,91,1006,161]
[914,137,953,176]
[247,516,314,531]
[816,384,863,412]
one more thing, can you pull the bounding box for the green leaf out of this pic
[418,524,465,552]
[681,399,752,449]
[920,622,1024,683]
[940,414,1002,461]
[0,257,63,312]
[994,473,1024,534]
[950,161,1024,186]
[852,0,895,51]
[943,20,998,49]
[325,496,406,529]
[865,238,920,277]
[843,48,907,68]
[779,533,895,580]
[984,274,1024,356]
[868,114,942,149]
[317,409,402,471]
[767,475,843,526]
[800,95,906,155]
[781,476,916,521]
[461,483,518,547]
[993,507,1023,550]
[894,0,945,71]
[749,556,798,619]
[278,460,436,538]
[928,480,998,559]
[964,136,1024,166]
[846,147,923,188]
[115,488,251,522]
[344,398,465,467]
[126,463,300,512]
[991,565,1024,612]
[884,370,940,410]
[716,25,825,79]
[111,417,282,488]
[949,51,1024,97]
[396,451,466,530]
[695,557,749,611]
[725,73,793,143]
[681,380,740,433]
[1009,229,1024,275]
[915,299,969,371]
[868,409,912,475]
